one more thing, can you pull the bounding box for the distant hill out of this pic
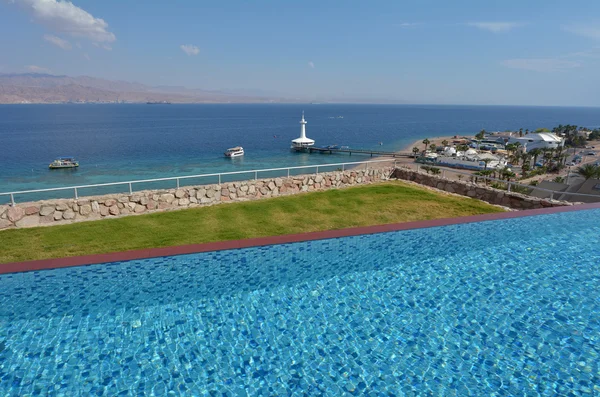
[0,73,295,104]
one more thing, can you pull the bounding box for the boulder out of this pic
[134,204,146,213]
[248,185,256,195]
[91,201,100,213]
[100,206,109,216]
[206,189,215,198]
[0,219,13,230]
[127,202,137,211]
[53,211,63,221]
[130,195,142,203]
[24,206,40,215]
[178,198,190,206]
[79,204,92,216]
[0,205,8,218]
[62,210,76,220]
[228,185,236,193]
[139,197,148,206]
[118,196,130,203]
[109,205,120,215]
[315,175,323,183]
[161,194,175,204]
[146,200,158,210]
[104,199,117,207]
[6,207,26,223]
[196,188,207,199]
[55,203,69,211]
[239,185,248,193]
[275,178,283,187]
[221,189,229,197]
[175,189,186,199]
[120,208,130,215]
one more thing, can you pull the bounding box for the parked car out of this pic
[585,151,595,156]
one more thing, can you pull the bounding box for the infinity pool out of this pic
[1,209,599,395]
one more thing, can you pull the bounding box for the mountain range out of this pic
[0,73,296,104]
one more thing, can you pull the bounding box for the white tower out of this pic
[291,111,315,150]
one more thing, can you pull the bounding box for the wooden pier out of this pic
[306,147,412,158]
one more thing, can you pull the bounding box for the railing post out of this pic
[10,193,15,207]
[287,169,290,178]
[74,187,78,199]
[255,171,258,180]
[129,182,133,194]
[550,192,554,200]
[176,178,180,189]
[507,182,511,192]
[218,174,221,185]
[316,166,319,175]
[342,164,345,171]
[442,170,446,179]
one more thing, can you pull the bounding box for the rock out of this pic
[268,181,276,191]
[79,204,92,216]
[139,197,148,206]
[178,198,190,206]
[100,206,109,216]
[39,215,54,224]
[24,206,40,215]
[161,194,175,204]
[0,205,8,218]
[189,197,198,203]
[221,189,229,197]
[134,204,146,213]
[206,189,215,198]
[62,209,76,220]
[104,199,117,207]
[158,202,171,210]
[7,207,26,222]
[315,175,323,183]
[239,185,248,193]
[118,196,129,203]
[146,200,158,210]
[55,203,69,211]
[175,189,186,199]
[72,203,79,213]
[127,202,137,211]
[196,189,207,199]
[275,178,283,187]
[200,197,212,204]
[228,185,236,193]
[0,219,13,229]
[120,208,130,215]
[91,201,100,213]
[248,185,256,195]
[109,205,120,215]
[229,193,236,200]
[130,195,142,203]
[53,211,63,221]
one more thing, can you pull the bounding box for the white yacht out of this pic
[224,146,244,158]
[291,112,315,151]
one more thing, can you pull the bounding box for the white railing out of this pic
[0,159,396,205]
[406,164,600,202]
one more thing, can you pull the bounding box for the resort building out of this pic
[504,133,564,152]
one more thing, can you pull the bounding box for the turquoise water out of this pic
[2,104,600,204]
[1,209,599,395]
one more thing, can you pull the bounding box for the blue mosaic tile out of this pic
[1,209,600,395]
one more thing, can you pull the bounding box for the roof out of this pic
[291,137,315,144]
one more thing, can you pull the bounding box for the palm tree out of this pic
[519,128,523,137]
[441,139,449,147]
[576,164,600,180]
[422,138,430,151]
[412,146,420,157]
[429,144,437,152]
[525,129,529,135]
[530,148,542,166]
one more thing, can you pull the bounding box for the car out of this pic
[585,151,595,156]
[567,162,576,166]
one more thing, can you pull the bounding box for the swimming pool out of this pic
[1,209,599,395]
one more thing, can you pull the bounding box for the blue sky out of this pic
[1,0,600,105]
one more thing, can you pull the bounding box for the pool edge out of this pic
[2,202,599,274]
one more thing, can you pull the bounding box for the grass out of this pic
[0,181,504,263]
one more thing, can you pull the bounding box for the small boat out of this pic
[224,146,244,158]
[49,157,79,169]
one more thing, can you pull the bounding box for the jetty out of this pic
[306,146,412,158]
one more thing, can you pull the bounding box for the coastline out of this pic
[401,134,475,153]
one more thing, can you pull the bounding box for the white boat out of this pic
[224,146,244,158]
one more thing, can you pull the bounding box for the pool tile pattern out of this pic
[1,209,599,395]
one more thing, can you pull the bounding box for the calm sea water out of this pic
[1,104,599,201]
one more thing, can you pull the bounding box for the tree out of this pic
[576,164,600,180]
[429,144,437,151]
[441,139,449,147]
[412,146,420,157]
[500,167,516,181]
[475,130,486,141]
[430,167,441,175]
[525,129,529,135]
[422,138,430,151]
[457,144,469,152]
[529,148,542,166]
[519,128,523,137]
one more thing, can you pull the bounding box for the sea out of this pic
[1,104,599,203]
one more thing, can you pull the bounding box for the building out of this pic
[505,133,564,153]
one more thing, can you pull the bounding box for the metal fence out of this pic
[0,159,396,205]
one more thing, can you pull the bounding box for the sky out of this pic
[1,0,600,106]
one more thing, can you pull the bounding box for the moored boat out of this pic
[224,147,244,158]
[49,157,79,169]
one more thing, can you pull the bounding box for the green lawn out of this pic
[0,181,504,263]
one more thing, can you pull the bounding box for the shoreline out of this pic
[401,134,475,153]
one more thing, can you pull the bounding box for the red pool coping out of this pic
[2,202,600,274]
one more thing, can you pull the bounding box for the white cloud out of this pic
[308,61,315,69]
[180,44,199,56]
[92,42,112,51]
[397,22,419,28]
[467,22,521,33]
[26,65,52,73]
[562,25,600,40]
[43,34,71,50]
[7,0,115,44]
[83,53,90,61]
[502,58,581,72]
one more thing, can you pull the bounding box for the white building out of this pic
[506,133,564,152]
[291,112,315,151]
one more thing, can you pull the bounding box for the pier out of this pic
[306,146,412,158]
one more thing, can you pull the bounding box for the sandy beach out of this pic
[402,134,476,153]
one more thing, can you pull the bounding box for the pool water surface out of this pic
[0,209,599,395]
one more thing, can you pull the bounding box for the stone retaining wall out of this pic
[0,168,393,230]
[391,167,575,209]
